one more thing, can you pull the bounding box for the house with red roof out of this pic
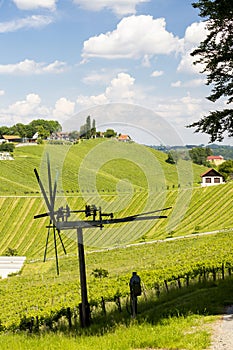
[201,168,224,187]
[118,134,131,142]
[207,155,225,166]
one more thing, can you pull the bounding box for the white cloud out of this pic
[0,59,67,75]
[52,98,75,118]
[177,50,204,74]
[177,21,208,75]
[171,80,181,88]
[184,21,208,46]
[77,72,136,108]
[73,0,150,16]
[0,15,53,33]
[12,0,57,10]
[151,70,163,77]
[82,69,126,85]
[7,93,42,117]
[0,90,5,96]
[82,15,183,60]
[0,93,76,126]
[171,78,206,88]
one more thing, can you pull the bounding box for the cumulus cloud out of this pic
[82,15,183,61]
[171,80,181,88]
[12,0,57,10]
[77,72,136,108]
[0,15,53,33]
[0,94,76,126]
[52,97,75,118]
[151,70,163,77]
[0,90,5,96]
[0,59,67,75]
[73,0,150,16]
[177,21,208,75]
[7,93,42,117]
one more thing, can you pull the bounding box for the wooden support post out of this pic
[77,227,90,327]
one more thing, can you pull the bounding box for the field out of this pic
[0,139,233,349]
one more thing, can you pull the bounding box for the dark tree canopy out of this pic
[187,0,233,142]
[189,146,212,165]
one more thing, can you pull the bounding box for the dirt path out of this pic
[210,305,233,349]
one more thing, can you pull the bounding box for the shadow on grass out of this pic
[13,277,233,337]
[80,277,233,336]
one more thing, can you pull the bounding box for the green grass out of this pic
[1,140,233,349]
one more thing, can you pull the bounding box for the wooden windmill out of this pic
[34,154,171,327]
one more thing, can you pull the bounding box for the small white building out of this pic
[201,168,224,187]
[0,152,14,160]
[0,256,26,278]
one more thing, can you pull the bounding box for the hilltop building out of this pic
[118,134,131,142]
[207,155,225,166]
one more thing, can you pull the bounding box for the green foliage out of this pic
[189,147,212,165]
[80,116,96,139]
[4,247,18,256]
[104,129,117,138]
[166,151,178,164]
[218,159,233,180]
[91,268,109,278]
[0,143,15,153]
[187,0,233,141]
[0,120,61,139]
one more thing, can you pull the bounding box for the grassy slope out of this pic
[1,140,232,258]
[1,140,233,348]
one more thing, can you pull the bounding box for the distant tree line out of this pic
[166,147,212,166]
[0,120,62,139]
[78,115,117,140]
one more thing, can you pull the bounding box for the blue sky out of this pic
[0,0,229,145]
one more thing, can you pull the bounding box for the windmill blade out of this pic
[56,215,168,230]
[99,214,168,224]
[34,212,49,219]
[126,207,172,218]
[47,154,55,212]
[34,168,56,225]
[52,171,58,209]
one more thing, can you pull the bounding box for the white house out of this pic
[201,168,224,187]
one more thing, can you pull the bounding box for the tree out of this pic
[189,147,212,165]
[104,129,117,138]
[166,151,179,164]
[91,118,96,138]
[218,160,233,180]
[187,0,233,142]
[86,115,91,139]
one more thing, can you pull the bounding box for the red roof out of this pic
[118,134,130,140]
[207,155,224,160]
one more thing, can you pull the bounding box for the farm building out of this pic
[201,168,224,187]
[207,155,225,166]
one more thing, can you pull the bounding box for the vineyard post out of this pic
[77,227,90,328]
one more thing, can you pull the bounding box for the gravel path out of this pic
[210,305,233,349]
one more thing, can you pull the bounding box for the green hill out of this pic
[0,139,232,259]
[1,139,233,346]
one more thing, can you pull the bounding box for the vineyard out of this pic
[0,231,233,330]
[0,140,233,348]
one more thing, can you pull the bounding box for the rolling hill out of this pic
[0,139,232,258]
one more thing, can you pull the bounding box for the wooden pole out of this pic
[77,227,90,327]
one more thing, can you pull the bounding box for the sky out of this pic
[0,0,230,145]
